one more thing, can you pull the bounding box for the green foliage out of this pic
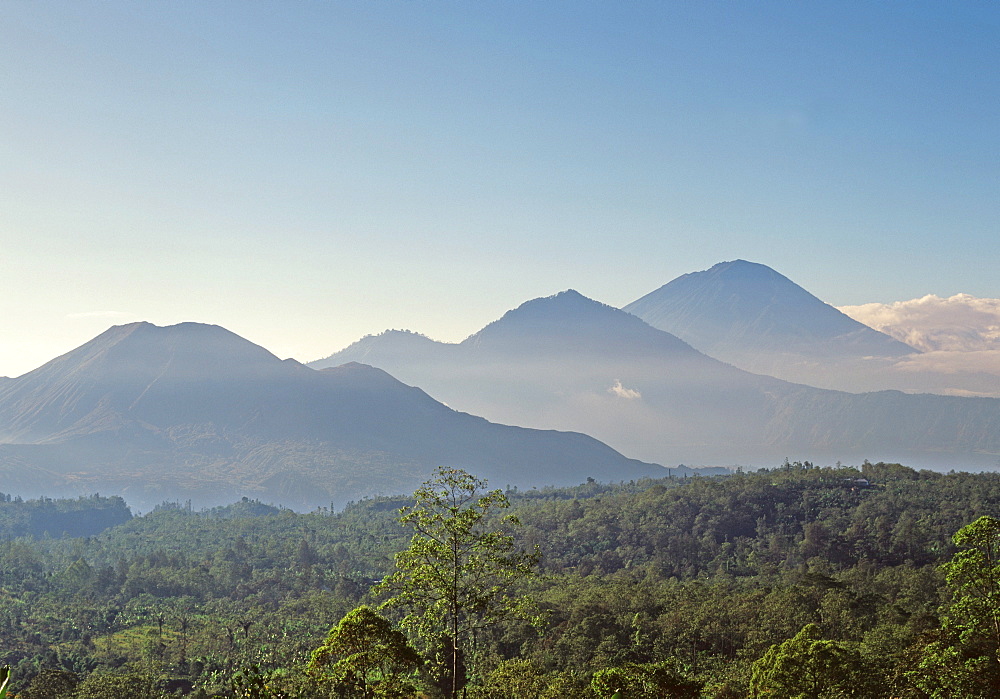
[18,666,79,699]
[898,630,1000,698]
[74,670,170,698]
[898,516,1000,697]
[0,666,9,699]
[941,515,1000,650]
[308,605,420,698]
[470,659,591,698]
[230,664,286,699]
[7,465,1000,696]
[749,623,866,698]
[0,493,131,539]
[374,467,542,697]
[590,660,701,698]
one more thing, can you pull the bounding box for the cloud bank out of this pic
[608,380,642,400]
[839,294,1000,352]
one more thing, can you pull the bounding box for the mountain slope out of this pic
[619,260,987,393]
[624,260,916,360]
[0,322,302,443]
[0,322,661,510]
[312,289,1000,470]
[313,291,754,447]
[464,290,699,358]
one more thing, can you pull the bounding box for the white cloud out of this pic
[885,349,1000,398]
[839,294,1000,352]
[893,349,1000,375]
[608,380,641,400]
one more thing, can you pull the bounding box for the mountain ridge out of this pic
[311,285,1000,470]
[461,289,700,359]
[0,322,662,510]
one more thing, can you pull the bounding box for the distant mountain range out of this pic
[312,288,1000,471]
[4,261,997,510]
[0,322,661,510]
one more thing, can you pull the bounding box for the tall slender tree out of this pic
[941,515,1000,654]
[374,467,542,698]
[906,515,1000,696]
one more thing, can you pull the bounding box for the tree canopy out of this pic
[4,463,1000,696]
[308,605,420,698]
[375,467,541,697]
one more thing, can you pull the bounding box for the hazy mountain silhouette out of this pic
[624,260,997,396]
[313,289,1000,471]
[0,322,661,510]
[624,260,915,359]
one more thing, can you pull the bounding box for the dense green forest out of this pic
[3,461,1000,697]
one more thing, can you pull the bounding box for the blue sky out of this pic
[1,1,997,377]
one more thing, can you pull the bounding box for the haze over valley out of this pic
[0,321,659,510]
[313,261,1000,476]
[1,260,996,512]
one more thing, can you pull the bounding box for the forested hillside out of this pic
[0,494,132,539]
[3,463,1000,696]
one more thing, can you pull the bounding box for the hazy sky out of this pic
[2,2,997,377]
